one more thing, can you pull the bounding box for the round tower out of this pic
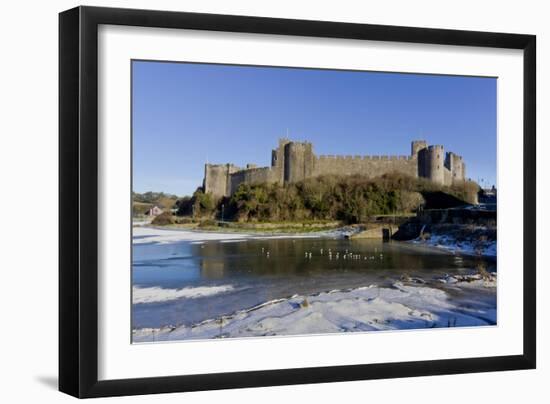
[451,154,465,182]
[426,145,445,185]
[283,141,314,183]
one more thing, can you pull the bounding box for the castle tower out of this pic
[424,145,445,185]
[204,164,228,199]
[271,138,290,184]
[452,155,465,181]
[411,140,428,157]
[445,152,465,182]
[283,141,315,183]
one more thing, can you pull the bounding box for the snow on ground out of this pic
[410,234,496,258]
[437,273,497,289]
[133,219,152,227]
[132,226,327,245]
[133,279,496,342]
[132,226,253,245]
[133,285,235,304]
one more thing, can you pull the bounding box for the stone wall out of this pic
[314,155,417,178]
[443,166,453,186]
[204,163,241,199]
[228,166,278,195]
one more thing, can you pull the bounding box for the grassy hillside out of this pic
[132,201,153,217]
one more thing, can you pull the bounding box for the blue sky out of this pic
[132,61,496,196]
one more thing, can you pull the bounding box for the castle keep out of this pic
[204,139,466,199]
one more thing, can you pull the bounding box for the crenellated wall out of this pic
[203,138,466,198]
[314,154,417,178]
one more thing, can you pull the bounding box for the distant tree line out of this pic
[175,173,479,224]
[132,191,180,217]
[132,191,178,204]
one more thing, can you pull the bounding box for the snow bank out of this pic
[133,227,252,245]
[133,280,496,342]
[132,226,328,245]
[437,273,497,289]
[132,219,152,227]
[411,234,496,258]
[133,285,235,304]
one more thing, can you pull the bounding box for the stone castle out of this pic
[204,139,466,199]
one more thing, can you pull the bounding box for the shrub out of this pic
[198,219,218,228]
[176,189,216,218]
[450,180,480,204]
[475,262,490,280]
[151,211,175,226]
[398,191,425,212]
[219,173,479,224]
[174,216,195,224]
[174,196,192,215]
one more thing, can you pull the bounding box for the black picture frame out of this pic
[59,5,536,398]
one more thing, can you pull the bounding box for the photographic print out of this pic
[131,61,497,343]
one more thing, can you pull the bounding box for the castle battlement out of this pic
[317,154,412,161]
[203,139,466,199]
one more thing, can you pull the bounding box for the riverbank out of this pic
[142,218,345,234]
[133,274,496,342]
[134,223,497,259]
[410,223,497,258]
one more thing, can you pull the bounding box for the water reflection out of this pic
[190,238,489,280]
